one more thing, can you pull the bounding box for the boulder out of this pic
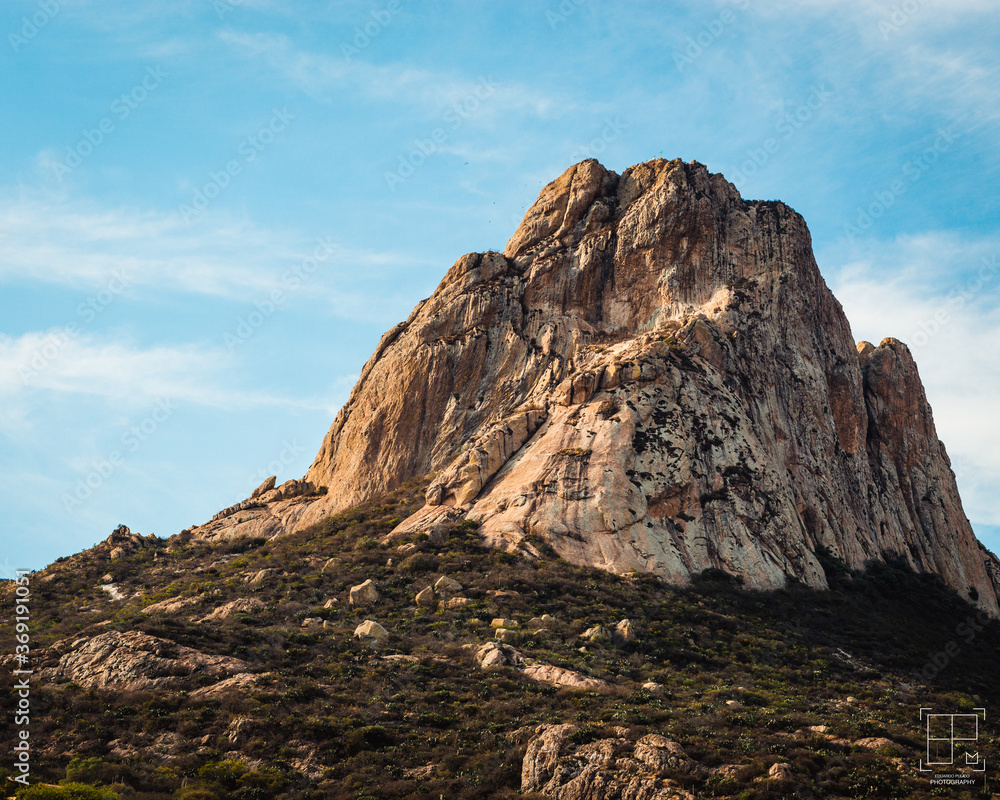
[614,618,637,643]
[434,575,463,595]
[200,598,265,622]
[250,475,277,499]
[414,586,437,607]
[349,579,379,606]
[581,625,610,643]
[353,620,389,646]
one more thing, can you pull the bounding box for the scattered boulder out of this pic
[492,618,518,629]
[768,763,793,781]
[444,597,471,608]
[415,586,437,607]
[494,628,518,642]
[642,681,665,695]
[474,642,525,669]
[200,598,265,622]
[354,620,389,646]
[349,579,379,606]
[245,568,278,585]
[99,583,124,601]
[142,596,201,615]
[526,614,556,629]
[521,664,610,691]
[614,618,637,643]
[323,598,338,608]
[250,476,276,499]
[581,625,610,643]
[301,618,323,628]
[397,543,419,556]
[434,575,463,595]
[854,737,898,750]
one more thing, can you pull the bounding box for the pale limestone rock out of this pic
[642,681,665,695]
[142,595,201,615]
[245,569,277,585]
[494,627,517,642]
[349,578,379,606]
[520,664,610,691]
[434,575,463,595]
[581,625,610,643]
[522,723,696,799]
[200,598,265,622]
[444,597,471,608]
[614,618,637,643]
[633,734,700,774]
[42,631,248,691]
[250,475,276,498]
[190,672,269,699]
[353,620,388,646]
[767,763,793,781]
[474,641,524,669]
[492,617,518,629]
[414,586,436,607]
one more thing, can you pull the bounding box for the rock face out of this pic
[197,157,1000,616]
[42,631,249,691]
[521,724,699,799]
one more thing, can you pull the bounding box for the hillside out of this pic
[2,481,998,799]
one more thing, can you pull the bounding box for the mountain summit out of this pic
[195,157,1000,615]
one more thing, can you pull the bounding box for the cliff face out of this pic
[197,158,1000,615]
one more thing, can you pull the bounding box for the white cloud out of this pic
[217,29,565,119]
[0,187,427,325]
[0,330,325,418]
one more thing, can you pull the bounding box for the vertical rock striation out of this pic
[203,157,999,615]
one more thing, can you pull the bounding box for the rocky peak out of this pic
[194,157,999,616]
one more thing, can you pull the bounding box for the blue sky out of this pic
[1,0,998,574]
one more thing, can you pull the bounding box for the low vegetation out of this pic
[1,481,998,799]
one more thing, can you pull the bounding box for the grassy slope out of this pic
[1,479,998,799]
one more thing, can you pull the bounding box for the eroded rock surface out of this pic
[190,157,1000,615]
[42,631,249,691]
[522,723,698,799]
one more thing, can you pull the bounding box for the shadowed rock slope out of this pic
[195,157,1000,616]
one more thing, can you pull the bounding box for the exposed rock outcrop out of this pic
[522,724,698,799]
[190,157,1000,616]
[41,631,249,691]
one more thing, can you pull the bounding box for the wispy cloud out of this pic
[0,330,326,417]
[0,187,427,326]
[217,29,565,118]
